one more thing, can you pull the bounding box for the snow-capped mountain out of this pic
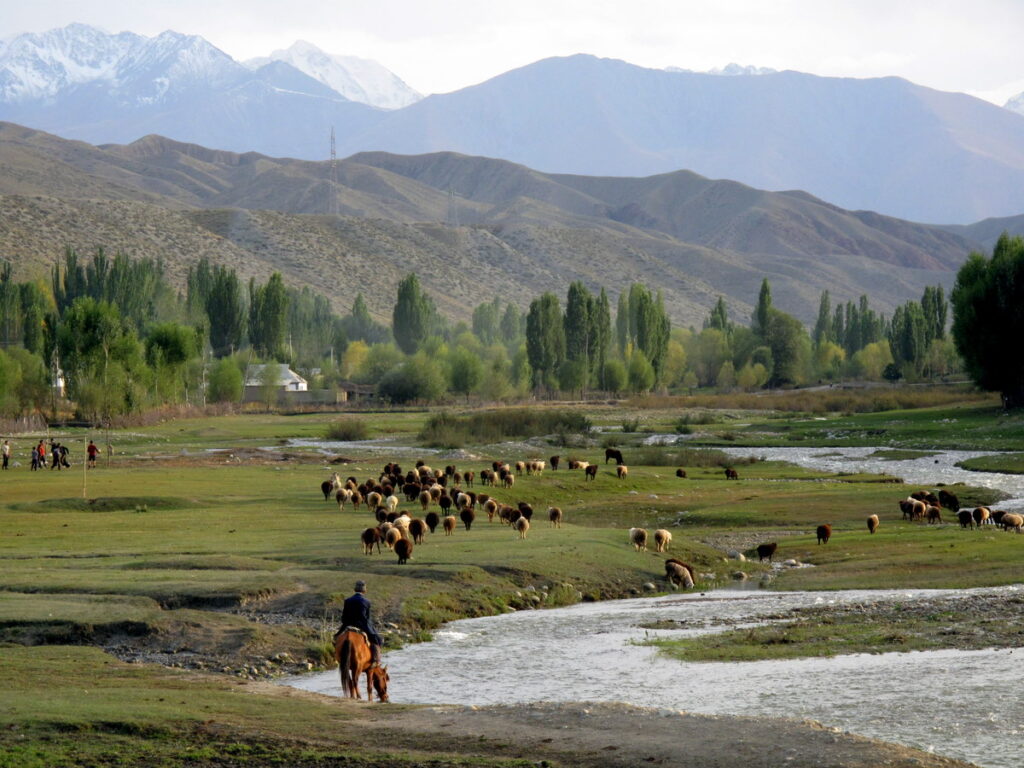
[246,40,421,109]
[1007,91,1024,116]
[666,62,778,76]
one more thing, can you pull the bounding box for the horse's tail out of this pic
[337,634,355,698]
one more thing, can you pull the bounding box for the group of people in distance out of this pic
[1,439,101,471]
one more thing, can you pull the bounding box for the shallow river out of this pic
[284,444,1024,767]
[286,586,1023,768]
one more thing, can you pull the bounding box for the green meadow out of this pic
[2,396,1022,764]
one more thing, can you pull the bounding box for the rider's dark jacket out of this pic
[340,592,382,646]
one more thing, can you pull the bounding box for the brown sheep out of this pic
[548,507,563,527]
[360,527,381,555]
[616,464,629,480]
[867,514,879,535]
[514,516,530,539]
[926,505,943,524]
[320,480,334,501]
[336,488,352,511]
[973,507,991,527]
[409,518,428,544]
[756,542,777,562]
[463,470,475,487]
[515,460,527,474]
[584,464,598,481]
[629,527,648,552]
[675,468,687,478]
[366,491,382,510]
[724,467,739,480]
[938,489,961,512]
[502,473,515,489]
[816,524,832,544]
[350,491,363,511]
[484,498,499,522]
[992,510,1007,526]
[1001,512,1023,532]
[550,455,560,471]
[460,507,476,530]
[418,490,431,511]
[653,529,672,552]
[425,511,440,533]
[384,527,403,550]
[394,538,413,564]
[442,515,457,535]
[664,558,695,589]
[957,510,974,529]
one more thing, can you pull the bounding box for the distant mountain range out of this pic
[3,26,1024,224]
[0,122,982,328]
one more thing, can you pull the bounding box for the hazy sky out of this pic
[5,0,1024,103]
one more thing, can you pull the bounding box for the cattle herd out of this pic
[322,452,1023,592]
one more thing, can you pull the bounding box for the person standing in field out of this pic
[87,440,99,468]
[2,440,9,470]
[37,440,46,470]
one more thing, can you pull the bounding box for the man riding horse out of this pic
[336,580,383,665]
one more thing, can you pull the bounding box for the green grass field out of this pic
[2,397,1022,765]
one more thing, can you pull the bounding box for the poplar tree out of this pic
[392,273,432,354]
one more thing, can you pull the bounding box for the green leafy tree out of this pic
[603,359,628,394]
[812,290,833,347]
[207,357,243,403]
[472,299,501,346]
[951,234,1024,407]
[627,349,655,393]
[888,302,927,377]
[448,346,484,399]
[392,274,434,354]
[921,285,948,344]
[764,309,809,387]
[705,296,732,334]
[248,273,289,359]
[525,293,564,391]
[752,278,772,338]
[499,303,523,345]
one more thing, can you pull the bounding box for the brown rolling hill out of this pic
[0,122,981,327]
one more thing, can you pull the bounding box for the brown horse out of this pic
[334,629,389,702]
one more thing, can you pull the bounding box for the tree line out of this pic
[2,235,1021,416]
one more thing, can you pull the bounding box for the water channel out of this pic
[283,444,1024,767]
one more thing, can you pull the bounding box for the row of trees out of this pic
[6,235,1023,414]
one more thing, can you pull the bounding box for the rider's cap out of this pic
[354,580,367,592]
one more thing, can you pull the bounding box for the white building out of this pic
[243,363,308,394]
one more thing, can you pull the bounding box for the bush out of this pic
[207,358,243,403]
[325,418,369,441]
[419,409,591,447]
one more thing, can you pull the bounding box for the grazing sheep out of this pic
[321,480,334,501]
[439,494,453,514]
[992,510,1007,526]
[816,524,832,545]
[926,505,943,524]
[605,448,624,465]
[502,473,515,489]
[384,527,403,550]
[585,464,598,481]
[484,498,499,522]
[867,514,879,535]
[616,464,628,480]
[460,507,476,531]
[514,516,530,539]
[550,455,560,471]
[1001,513,1023,532]
[375,507,389,523]
[463,470,475,487]
[394,538,413,564]
[724,468,739,480]
[385,495,399,514]
[480,469,494,486]
[409,518,428,544]
[973,507,991,527]
[675,468,687,478]
[911,490,940,506]
[756,542,778,562]
[516,460,527,474]
[957,510,974,529]
[653,529,672,552]
[900,497,926,521]
[425,511,440,533]
[664,558,695,589]
[366,491,382,510]
[938,489,961,512]
[350,491,363,511]
[335,488,352,511]
[360,527,381,555]
[418,490,431,511]
[442,515,457,535]
[517,502,534,521]
[629,527,648,552]
[548,507,563,527]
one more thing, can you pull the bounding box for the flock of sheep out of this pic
[320,453,1023,591]
[320,453,633,566]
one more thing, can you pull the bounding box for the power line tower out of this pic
[329,126,338,215]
